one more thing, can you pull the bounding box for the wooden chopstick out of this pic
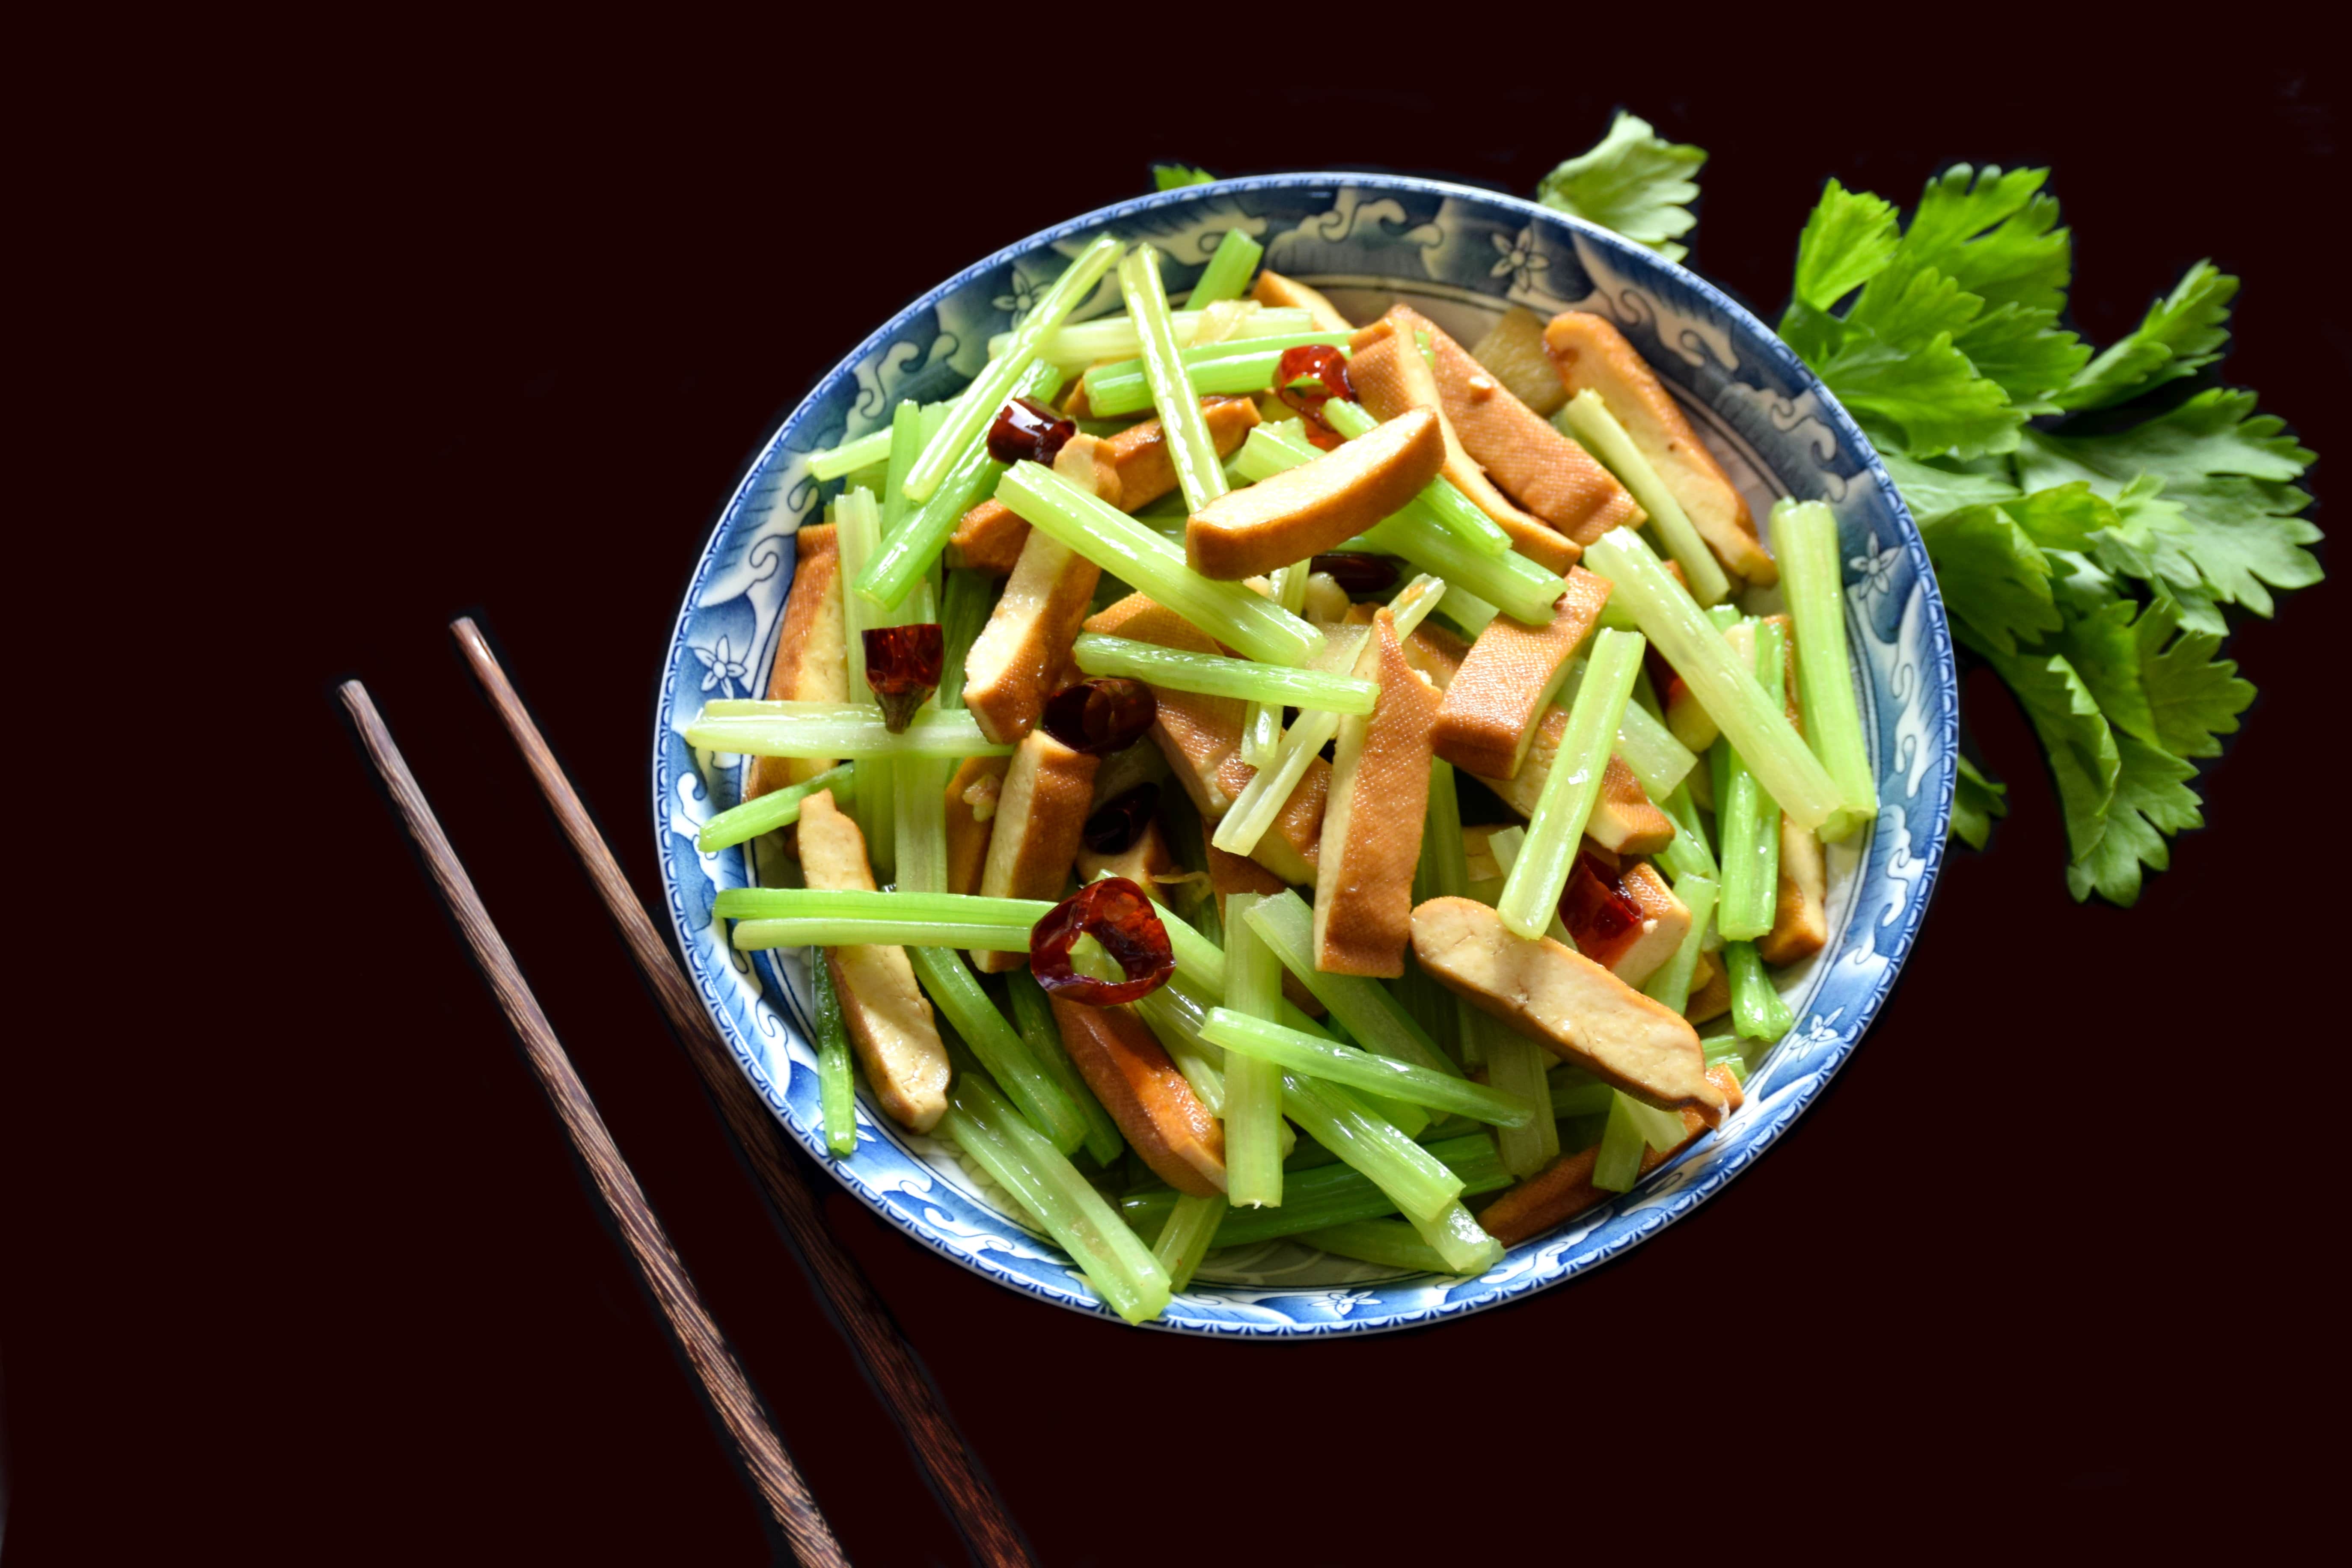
[450,618,1036,1568]
[338,679,849,1568]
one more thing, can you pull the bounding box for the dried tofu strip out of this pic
[973,731,1099,973]
[746,525,849,802]
[1185,407,1443,579]
[1314,611,1443,977]
[1050,996,1227,1197]
[1580,861,1691,990]
[962,525,1101,745]
[1250,269,1354,333]
[1476,1065,1743,1246]
[1431,567,1611,780]
[942,754,1008,897]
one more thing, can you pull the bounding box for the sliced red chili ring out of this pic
[1041,677,1156,756]
[1276,344,1354,437]
[1309,552,1399,596]
[1029,877,1176,1006]
[1082,783,1160,855]
[861,624,944,734]
[986,396,1076,466]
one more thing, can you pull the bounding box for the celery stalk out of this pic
[832,490,895,876]
[892,751,949,895]
[994,304,1317,365]
[1271,558,1312,615]
[1322,400,1512,557]
[1405,1201,1506,1275]
[1553,655,1699,799]
[861,359,1063,612]
[1772,499,1879,835]
[1209,709,1338,857]
[1079,333,1349,418]
[880,398,923,534]
[1590,1091,1647,1193]
[697,763,855,852]
[1557,391,1733,606]
[1652,781,1720,882]
[1278,1075,1462,1223]
[718,887,1047,931]
[1486,1031,1560,1177]
[806,401,947,482]
[1153,1193,1224,1292]
[1219,893,1286,1209]
[994,463,1322,667]
[1725,941,1794,1041]
[1118,245,1227,514]
[1185,226,1263,308]
[905,235,1121,503]
[1641,873,1719,1016]
[1004,968,1124,1168]
[1551,1072,1614,1118]
[810,950,858,1157]
[687,704,1012,760]
[1716,621,1786,942]
[1130,984,1226,1115]
[1203,1010,1532,1127]
[937,568,992,710]
[1297,1219,1452,1274]
[1123,1131,1508,1247]
[1498,628,1646,938]
[941,1073,1170,1324]
[1584,528,1848,834]
[909,945,1088,1155]
[1242,892,1461,1082]
[1072,634,1376,713]
[1238,701,1282,767]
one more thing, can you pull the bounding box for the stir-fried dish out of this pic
[687,228,1878,1323]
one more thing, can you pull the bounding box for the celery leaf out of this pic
[1981,646,2121,870]
[1153,164,1215,190]
[1919,504,2059,654]
[2064,737,2203,906]
[1792,179,1901,311]
[2135,594,2255,759]
[1877,452,2020,527]
[1537,113,1705,263]
[1898,165,2071,314]
[2058,262,2238,411]
[1951,756,2008,850]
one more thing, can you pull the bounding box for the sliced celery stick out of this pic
[1154,1193,1224,1292]
[1717,620,1787,941]
[1498,628,1646,938]
[879,398,923,535]
[697,763,855,852]
[810,949,857,1157]
[1079,333,1349,418]
[1220,893,1286,1209]
[1238,701,1282,767]
[942,1073,1170,1324]
[994,304,1317,365]
[1773,498,1879,833]
[1185,226,1263,308]
[906,234,1121,502]
[862,359,1063,612]
[1486,1031,1560,1177]
[1211,709,1338,857]
[1404,1200,1506,1275]
[1073,634,1377,713]
[686,704,1011,761]
[1725,941,1794,1041]
[1242,893,1460,1081]
[1205,1011,1532,1127]
[1322,399,1512,557]
[722,888,1048,951]
[1590,1092,1647,1193]
[1553,656,1699,799]
[1298,1218,1452,1274]
[1586,528,1848,834]
[994,463,1322,667]
[1557,390,1733,606]
[1652,781,1720,882]
[937,569,992,710]
[1271,558,1311,615]
[1279,1075,1462,1223]
[1122,1132,1509,1248]
[1004,968,1123,1168]
[1642,873,1719,1016]
[805,400,947,482]
[1118,245,1226,514]
[909,945,1087,1155]
[1551,1074,1614,1118]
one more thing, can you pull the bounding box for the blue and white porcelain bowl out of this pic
[653,175,1957,1338]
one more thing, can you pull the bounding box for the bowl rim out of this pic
[651,169,1958,1337]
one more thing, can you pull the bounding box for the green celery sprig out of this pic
[1119,1132,1509,1250]
[1218,892,1286,1210]
[1725,942,1794,1042]
[1557,390,1732,605]
[1497,627,1645,938]
[719,888,1048,951]
[1072,633,1377,714]
[1186,226,1264,308]
[1715,620,1787,941]
[686,703,1010,761]
[990,304,1317,365]
[1770,499,1879,827]
[1118,244,1228,514]
[1004,968,1124,1168]
[1201,1010,1534,1128]
[696,763,855,852]
[1078,333,1348,419]
[809,950,858,1158]
[1153,1194,1224,1293]
[909,946,1089,1156]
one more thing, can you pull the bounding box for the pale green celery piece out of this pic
[937,569,993,710]
[942,1073,1171,1324]
[1122,1132,1507,1248]
[1388,572,1447,639]
[1498,628,1646,938]
[835,489,883,699]
[1297,1219,1452,1274]
[996,304,1317,365]
[1202,1010,1533,1127]
[909,946,1088,1156]
[1315,400,1512,558]
[1716,621,1785,942]
[1277,1074,1462,1223]
[1699,1033,1743,1066]
[1551,1076,1614,1118]
[717,886,1047,929]
[1707,604,1742,633]
[1211,709,1338,857]
[1652,781,1720,882]
[1590,1092,1648,1192]
[1771,498,1879,835]
[1621,1095,1690,1157]
[995,463,1321,666]
[1554,656,1698,799]
[687,705,1010,761]
[1004,968,1124,1168]
[1485,1032,1560,1177]
[810,950,858,1157]
[1403,760,1473,1064]
[828,490,898,875]
[1243,893,1461,1085]
[1185,226,1264,308]
[1641,873,1719,1016]
[889,752,948,895]
[1237,701,1281,768]
[1725,941,1794,1041]
[1404,1200,1505,1275]
[1558,390,1732,606]
[1585,528,1845,833]
[1079,333,1350,419]
[905,234,1121,503]
[1073,634,1376,714]
[862,360,1063,612]
[1153,1193,1225,1292]
[807,401,952,482]
[880,398,923,535]
[1271,558,1312,615]
[1118,245,1227,513]
[696,763,855,852]
[1631,661,1666,722]
[1219,893,1286,1210]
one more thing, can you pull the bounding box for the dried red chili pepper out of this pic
[1276,344,1354,441]
[1309,552,1399,596]
[986,396,1076,466]
[861,624,944,733]
[1029,877,1176,1006]
[1041,677,1156,756]
[1558,852,1645,958]
[1082,783,1160,855]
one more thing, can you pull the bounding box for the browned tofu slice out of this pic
[1586,756,1678,855]
[1387,304,1643,546]
[1663,674,1718,755]
[1250,269,1354,332]
[745,525,849,802]
[1686,951,1730,1025]
[1543,311,1776,585]
[1186,407,1444,579]
[1345,315,1582,574]
[1431,567,1611,780]
[1314,610,1442,976]
[1579,861,1690,989]
[973,731,1099,972]
[1758,813,1829,965]
[1475,1065,1742,1246]
[962,526,1101,745]
[1411,895,1724,1117]
[947,398,1262,573]
[1076,818,1177,900]
[1469,306,1570,417]
[1050,996,1227,1195]
[797,790,949,1131]
[943,754,1009,897]
[1400,618,1469,691]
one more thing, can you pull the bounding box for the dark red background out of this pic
[9,41,2340,1561]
